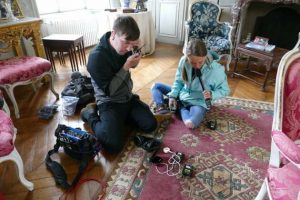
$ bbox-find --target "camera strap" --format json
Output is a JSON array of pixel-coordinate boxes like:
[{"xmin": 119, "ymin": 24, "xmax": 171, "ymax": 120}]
[
  {"xmin": 45, "ymin": 125, "xmax": 101, "ymax": 190},
  {"xmin": 45, "ymin": 138, "xmax": 94, "ymax": 190},
  {"xmin": 195, "ymin": 69, "xmax": 212, "ymax": 109}
]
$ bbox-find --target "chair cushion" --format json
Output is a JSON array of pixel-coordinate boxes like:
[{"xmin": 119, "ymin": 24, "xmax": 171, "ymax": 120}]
[
  {"xmin": 0, "ymin": 56, "xmax": 52, "ymax": 84},
  {"xmin": 268, "ymin": 163, "xmax": 300, "ymax": 200},
  {"xmin": 0, "ymin": 110, "xmax": 14, "ymax": 156}
]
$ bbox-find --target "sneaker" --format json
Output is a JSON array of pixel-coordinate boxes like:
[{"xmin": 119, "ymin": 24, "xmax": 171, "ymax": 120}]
[
  {"xmin": 80, "ymin": 103, "xmax": 98, "ymax": 122},
  {"xmin": 154, "ymin": 104, "xmax": 170, "ymax": 115}
]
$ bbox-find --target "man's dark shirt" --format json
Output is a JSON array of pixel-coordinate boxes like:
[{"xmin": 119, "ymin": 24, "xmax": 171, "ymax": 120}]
[{"xmin": 87, "ymin": 32, "xmax": 134, "ymax": 105}]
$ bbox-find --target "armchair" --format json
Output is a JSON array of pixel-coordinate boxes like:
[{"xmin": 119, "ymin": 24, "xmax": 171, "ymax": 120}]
[
  {"xmin": 0, "ymin": 26, "xmax": 59, "ymax": 118},
  {"xmin": 184, "ymin": 0, "xmax": 233, "ymax": 70},
  {"xmin": 255, "ymin": 33, "xmax": 300, "ymax": 200},
  {"xmin": 0, "ymin": 91, "xmax": 34, "ymax": 191}
]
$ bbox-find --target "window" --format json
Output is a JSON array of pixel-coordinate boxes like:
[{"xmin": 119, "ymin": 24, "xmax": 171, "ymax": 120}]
[{"xmin": 36, "ymin": 0, "xmax": 111, "ymax": 14}]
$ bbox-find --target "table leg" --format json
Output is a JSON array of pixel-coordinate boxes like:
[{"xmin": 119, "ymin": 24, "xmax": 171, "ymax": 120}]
[
  {"xmin": 261, "ymin": 62, "xmax": 272, "ymax": 91},
  {"xmin": 45, "ymin": 48, "xmax": 56, "ymax": 72},
  {"xmin": 246, "ymin": 56, "xmax": 251, "ymax": 70},
  {"xmin": 77, "ymin": 45, "xmax": 83, "ymax": 66},
  {"xmin": 71, "ymin": 45, "xmax": 79, "ymax": 71},
  {"xmin": 232, "ymin": 51, "xmax": 239, "ymax": 78},
  {"xmin": 68, "ymin": 50, "xmax": 75, "ymax": 72},
  {"xmin": 81, "ymin": 41, "xmax": 86, "ymax": 65}
]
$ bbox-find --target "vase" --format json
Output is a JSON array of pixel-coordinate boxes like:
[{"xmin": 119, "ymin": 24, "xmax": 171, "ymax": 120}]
[{"xmin": 121, "ymin": 0, "xmax": 130, "ymax": 8}]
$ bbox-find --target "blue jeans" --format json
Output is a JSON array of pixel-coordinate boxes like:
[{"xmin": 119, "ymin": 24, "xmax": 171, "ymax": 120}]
[
  {"xmin": 180, "ymin": 105, "xmax": 207, "ymax": 128},
  {"xmin": 151, "ymin": 82, "xmax": 207, "ymax": 127},
  {"xmin": 151, "ymin": 82, "xmax": 171, "ymax": 106}
]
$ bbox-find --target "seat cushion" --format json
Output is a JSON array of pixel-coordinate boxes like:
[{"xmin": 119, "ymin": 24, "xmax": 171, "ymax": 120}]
[
  {"xmin": 268, "ymin": 163, "xmax": 300, "ymax": 200},
  {"xmin": 0, "ymin": 56, "xmax": 52, "ymax": 84},
  {"xmin": 0, "ymin": 110, "xmax": 14, "ymax": 156}
]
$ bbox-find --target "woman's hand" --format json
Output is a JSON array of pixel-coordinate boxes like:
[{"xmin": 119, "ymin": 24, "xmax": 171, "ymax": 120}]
[
  {"xmin": 123, "ymin": 53, "xmax": 142, "ymax": 71},
  {"xmin": 203, "ymin": 90, "xmax": 212, "ymax": 99}
]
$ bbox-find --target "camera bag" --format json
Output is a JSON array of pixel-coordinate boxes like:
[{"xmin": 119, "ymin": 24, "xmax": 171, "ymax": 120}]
[
  {"xmin": 61, "ymin": 72, "xmax": 95, "ymax": 108},
  {"xmin": 45, "ymin": 124, "xmax": 101, "ymax": 189}
]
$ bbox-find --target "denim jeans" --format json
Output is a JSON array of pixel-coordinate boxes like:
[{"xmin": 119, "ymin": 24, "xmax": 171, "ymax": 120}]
[
  {"xmin": 151, "ymin": 82, "xmax": 207, "ymax": 127},
  {"xmin": 151, "ymin": 82, "xmax": 171, "ymax": 106},
  {"xmin": 180, "ymin": 105, "xmax": 207, "ymax": 128}
]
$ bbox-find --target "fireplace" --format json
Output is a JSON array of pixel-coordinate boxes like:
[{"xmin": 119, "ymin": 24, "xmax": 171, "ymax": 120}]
[{"xmin": 231, "ymin": 0, "xmax": 300, "ymax": 53}]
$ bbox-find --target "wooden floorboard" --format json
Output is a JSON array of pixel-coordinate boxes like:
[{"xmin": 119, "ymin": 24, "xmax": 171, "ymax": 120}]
[{"xmin": 0, "ymin": 42, "xmax": 275, "ymax": 199}]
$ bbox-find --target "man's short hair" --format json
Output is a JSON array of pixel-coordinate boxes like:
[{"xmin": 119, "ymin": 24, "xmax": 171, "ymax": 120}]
[{"xmin": 113, "ymin": 16, "xmax": 140, "ymax": 41}]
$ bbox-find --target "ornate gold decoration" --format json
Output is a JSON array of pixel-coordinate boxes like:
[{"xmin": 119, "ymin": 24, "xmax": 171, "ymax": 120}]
[{"xmin": 0, "ymin": 18, "xmax": 45, "ymax": 57}]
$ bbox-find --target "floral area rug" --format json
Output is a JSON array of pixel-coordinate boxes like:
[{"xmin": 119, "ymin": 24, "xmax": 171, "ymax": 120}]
[{"xmin": 102, "ymin": 97, "xmax": 274, "ymax": 200}]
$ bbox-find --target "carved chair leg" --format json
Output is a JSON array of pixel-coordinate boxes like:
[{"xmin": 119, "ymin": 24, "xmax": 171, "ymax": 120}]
[
  {"xmin": 10, "ymin": 148, "xmax": 34, "ymax": 191},
  {"xmin": 47, "ymin": 72, "xmax": 59, "ymax": 100},
  {"xmin": 3, "ymin": 86, "xmax": 20, "ymax": 118},
  {"xmin": 226, "ymin": 54, "xmax": 232, "ymax": 71},
  {"xmin": 254, "ymin": 179, "xmax": 267, "ymax": 200}
]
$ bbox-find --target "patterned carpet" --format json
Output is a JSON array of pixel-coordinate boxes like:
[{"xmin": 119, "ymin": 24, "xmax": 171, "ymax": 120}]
[{"xmin": 102, "ymin": 97, "xmax": 273, "ymax": 200}]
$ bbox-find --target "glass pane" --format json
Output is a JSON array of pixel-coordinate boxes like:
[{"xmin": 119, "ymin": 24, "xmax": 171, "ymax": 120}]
[
  {"xmin": 58, "ymin": 0, "xmax": 85, "ymax": 11},
  {"xmin": 36, "ymin": 0, "xmax": 59, "ymax": 14},
  {"xmin": 86, "ymin": 0, "xmax": 110, "ymax": 10}
]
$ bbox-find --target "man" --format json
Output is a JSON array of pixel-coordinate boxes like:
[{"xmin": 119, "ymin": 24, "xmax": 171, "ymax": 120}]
[{"xmin": 81, "ymin": 16, "xmax": 157, "ymax": 154}]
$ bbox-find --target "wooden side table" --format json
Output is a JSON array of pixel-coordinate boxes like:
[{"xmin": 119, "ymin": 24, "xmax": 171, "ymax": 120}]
[
  {"xmin": 42, "ymin": 34, "xmax": 86, "ymax": 72},
  {"xmin": 232, "ymin": 44, "xmax": 288, "ymax": 91}
]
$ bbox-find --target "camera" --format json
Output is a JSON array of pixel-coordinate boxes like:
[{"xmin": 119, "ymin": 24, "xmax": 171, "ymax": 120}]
[
  {"xmin": 171, "ymin": 152, "xmax": 185, "ymax": 163},
  {"xmin": 205, "ymin": 98, "xmax": 212, "ymax": 109},
  {"xmin": 169, "ymin": 105, "xmax": 177, "ymax": 113},
  {"xmin": 206, "ymin": 120, "xmax": 217, "ymax": 130},
  {"xmin": 182, "ymin": 164, "xmax": 194, "ymax": 177},
  {"xmin": 132, "ymin": 45, "xmax": 144, "ymax": 55}
]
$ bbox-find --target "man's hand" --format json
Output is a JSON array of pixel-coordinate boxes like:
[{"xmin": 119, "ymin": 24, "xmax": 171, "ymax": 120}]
[{"xmin": 123, "ymin": 53, "xmax": 142, "ymax": 71}]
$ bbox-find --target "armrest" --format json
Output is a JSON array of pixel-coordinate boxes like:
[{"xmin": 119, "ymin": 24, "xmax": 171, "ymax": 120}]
[{"xmin": 272, "ymin": 130, "xmax": 300, "ymax": 165}]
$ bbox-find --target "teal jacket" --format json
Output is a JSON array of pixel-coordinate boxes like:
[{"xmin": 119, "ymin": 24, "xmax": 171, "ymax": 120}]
[{"xmin": 168, "ymin": 52, "xmax": 230, "ymax": 109}]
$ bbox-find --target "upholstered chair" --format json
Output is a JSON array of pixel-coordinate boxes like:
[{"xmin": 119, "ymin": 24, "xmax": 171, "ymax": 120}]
[
  {"xmin": 0, "ymin": 56, "xmax": 59, "ymax": 118},
  {"xmin": 255, "ymin": 33, "xmax": 300, "ymax": 200},
  {"xmin": 184, "ymin": 0, "xmax": 233, "ymax": 70},
  {"xmin": 0, "ymin": 91, "xmax": 34, "ymax": 191}
]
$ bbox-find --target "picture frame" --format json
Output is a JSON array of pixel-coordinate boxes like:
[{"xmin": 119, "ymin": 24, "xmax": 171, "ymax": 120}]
[
  {"xmin": 11, "ymin": 0, "xmax": 23, "ymax": 18},
  {"xmin": 0, "ymin": 0, "xmax": 23, "ymax": 20},
  {"xmin": 253, "ymin": 36, "xmax": 269, "ymax": 46}
]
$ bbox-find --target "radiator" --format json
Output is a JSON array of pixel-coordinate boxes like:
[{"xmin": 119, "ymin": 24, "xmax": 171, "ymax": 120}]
[{"xmin": 41, "ymin": 11, "xmax": 109, "ymax": 47}]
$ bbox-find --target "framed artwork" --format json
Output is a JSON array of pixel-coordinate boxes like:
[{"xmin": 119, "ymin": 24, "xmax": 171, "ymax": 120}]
[
  {"xmin": 253, "ymin": 36, "xmax": 269, "ymax": 46},
  {"xmin": 0, "ymin": 0, "xmax": 23, "ymax": 20},
  {"xmin": 11, "ymin": 0, "xmax": 23, "ymax": 18}
]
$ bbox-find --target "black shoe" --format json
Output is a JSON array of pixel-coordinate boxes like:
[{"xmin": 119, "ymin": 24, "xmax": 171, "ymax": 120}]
[
  {"xmin": 80, "ymin": 103, "xmax": 98, "ymax": 122},
  {"xmin": 134, "ymin": 135, "xmax": 161, "ymax": 152}
]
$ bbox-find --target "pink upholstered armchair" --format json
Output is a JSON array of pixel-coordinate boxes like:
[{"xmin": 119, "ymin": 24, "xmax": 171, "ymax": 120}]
[
  {"xmin": 0, "ymin": 26, "xmax": 59, "ymax": 118},
  {"xmin": 255, "ymin": 33, "xmax": 300, "ymax": 200},
  {"xmin": 0, "ymin": 91, "xmax": 34, "ymax": 191},
  {"xmin": 0, "ymin": 56, "xmax": 59, "ymax": 118}
]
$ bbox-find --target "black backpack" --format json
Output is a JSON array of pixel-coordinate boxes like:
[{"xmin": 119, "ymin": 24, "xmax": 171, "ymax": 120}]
[
  {"xmin": 61, "ymin": 72, "xmax": 95, "ymax": 107},
  {"xmin": 45, "ymin": 124, "xmax": 101, "ymax": 189}
]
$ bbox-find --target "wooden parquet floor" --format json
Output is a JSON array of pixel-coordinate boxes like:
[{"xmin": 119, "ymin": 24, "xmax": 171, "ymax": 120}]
[{"xmin": 0, "ymin": 42, "xmax": 275, "ymax": 200}]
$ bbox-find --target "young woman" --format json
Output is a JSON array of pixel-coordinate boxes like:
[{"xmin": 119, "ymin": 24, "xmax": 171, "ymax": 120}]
[{"xmin": 151, "ymin": 38, "xmax": 230, "ymax": 129}]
